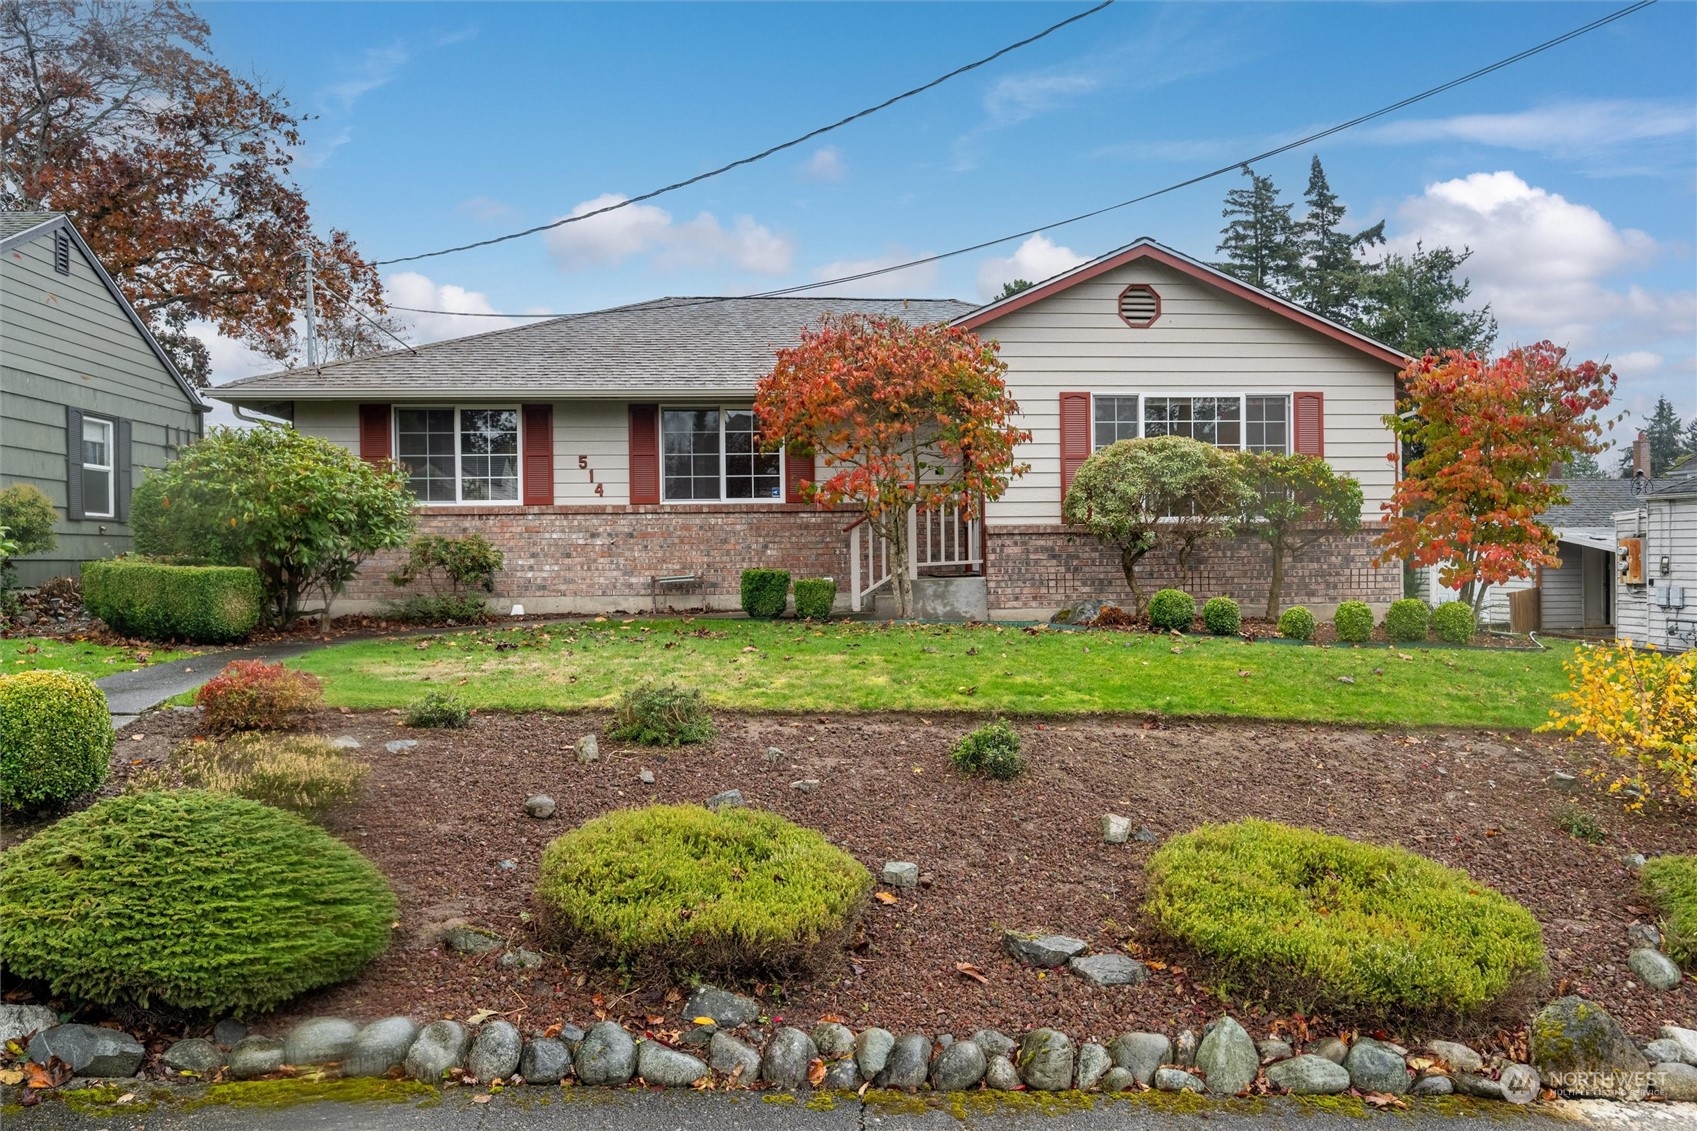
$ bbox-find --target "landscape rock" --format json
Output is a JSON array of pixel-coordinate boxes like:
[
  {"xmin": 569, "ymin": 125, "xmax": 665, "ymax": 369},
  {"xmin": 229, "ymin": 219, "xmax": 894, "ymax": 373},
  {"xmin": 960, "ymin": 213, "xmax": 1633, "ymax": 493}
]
[
  {"xmin": 0, "ymin": 1004, "xmax": 60, "ymax": 1047},
  {"xmin": 1629, "ymin": 947, "xmax": 1684, "ymax": 991},
  {"xmin": 684, "ymin": 986, "xmax": 761, "ymax": 1028},
  {"xmin": 1076, "ymin": 1042, "xmax": 1111, "ymax": 1090},
  {"xmin": 1310, "ymin": 1036, "xmax": 1347, "ymax": 1065},
  {"xmin": 385, "ymin": 739, "xmax": 418, "ymax": 753},
  {"xmin": 519, "ymin": 1038, "xmax": 571, "ymax": 1084},
  {"xmin": 985, "ymin": 1055, "xmax": 1020, "ymax": 1090},
  {"xmin": 679, "ymin": 1025, "xmax": 715, "ymax": 1049},
  {"xmin": 1661, "ymin": 1025, "xmax": 1697, "ymax": 1065},
  {"xmin": 1068, "ymin": 953, "xmax": 1149, "ymax": 987},
  {"xmin": 639, "ymin": 769, "xmax": 656, "ymax": 784},
  {"xmin": 162, "ymin": 1038, "xmax": 224, "ymax": 1075},
  {"xmin": 557, "ymin": 1024, "xmax": 586, "ymax": 1045},
  {"xmin": 1547, "ymin": 771, "xmax": 1580, "ymax": 791},
  {"xmin": 524, "ymin": 795, "xmax": 556, "ymax": 818},
  {"xmin": 1530, "ymin": 996, "xmax": 1649, "ymax": 1100},
  {"xmin": 813, "ymin": 1022, "xmax": 855, "ymax": 1060},
  {"xmin": 880, "ymin": 1032, "xmax": 931, "ymax": 1090},
  {"xmin": 1133, "ymin": 825, "xmax": 1158, "ymax": 843},
  {"xmin": 499, "ymin": 948, "xmax": 544, "ymax": 970},
  {"xmin": 1654, "ymin": 1062, "xmax": 1697, "ymax": 1101},
  {"xmin": 212, "ymin": 1019, "xmax": 248, "ymax": 1048},
  {"xmin": 576, "ymin": 734, "xmax": 598, "ymax": 764},
  {"xmin": 443, "ymin": 925, "xmax": 503, "ymax": 954},
  {"xmin": 330, "ymin": 736, "xmax": 361, "ymax": 749},
  {"xmin": 708, "ymin": 1032, "xmax": 761, "ymax": 1082},
  {"xmin": 706, "ymin": 789, "xmax": 744, "ymax": 812},
  {"xmin": 1174, "ymin": 1029, "xmax": 1198, "ymax": 1066},
  {"xmin": 1053, "ymin": 601, "xmax": 1104, "ymax": 625},
  {"xmin": 1256, "ymin": 1038, "xmax": 1293, "ymax": 1063},
  {"xmin": 1102, "ymin": 814, "xmax": 1132, "ymax": 844},
  {"xmin": 1629, "ymin": 923, "xmax": 1663, "ymax": 949},
  {"xmin": 1453, "ymin": 1073, "xmax": 1505, "ymax": 1101},
  {"xmin": 1624, "ymin": 852, "xmax": 1647, "ymax": 870},
  {"xmin": 1411, "ymin": 1074, "xmax": 1455, "ymax": 1096},
  {"xmin": 930, "ymin": 1038, "xmax": 986, "ymax": 1091},
  {"xmin": 1002, "ymin": 930, "xmax": 1088, "ymax": 967},
  {"xmin": 1266, "ymin": 1054, "xmax": 1351, "ymax": 1095},
  {"xmin": 970, "ymin": 1029, "xmax": 1016, "ymax": 1059},
  {"xmin": 1427, "ymin": 1040, "xmax": 1483, "ymax": 1075},
  {"xmin": 405, "ymin": 1021, "xmax": 471, "ymax": 1082},
  {"xmin": 1108, "ymin": 1032, "xmax": 1170, "ymax": 1086},
  {"xmin": 1344, "ymin": 1037, "xmax": 1409, "ymax": 1095},
  {"xmin": 1018, "ymin": 1028, "xmax": 1075, "ymax": 1091},
  {"xmin": 283, "ymin": 1017, "xmax": 358, "ymax": 1066},
  {"xmin": 761, "ymin": 1026, "xmax": 818, "ymax": 1089},
  {"xmin": 855, "ymin": 1027, "xmax": 895, "ymax": 1081},
  {"xmin": 822, "ymin": 1058, "xmax": 861, "ymax": 1089},
  {"xmin": 1154, "ymin": 1067, "xmax": 1206, "ymax": 1093},
  {"xmin": 1195, "ymin": 1017, "xmax": 1258, "ymax": 1097},
  {"xmin": 575, "ymin": 1021, "xmax": 637, "ymax": 1086},
  {"xmin": 1646, "ymin": 1039, "xmax": 1687, "ymax": 1065},
  {"xmin": 467, "ymin": 1020, "xmax": 522, "ymax": 1081},
  {"xmin": 345, "ymin": 1017, "xmax": 419, "ymax": 1078},
  {"xmin": 881, "ymin": 861, "xmax": 919, "ymax": 888},
  {"xmin": 791, "ymin": 779, "xmax": 820, "ymax": 793},
  {"xmin": 1100, "ymin": 1067, "xmax": 1136, "ymax": 1092},
  {"xmin": 228, "ymin": 1035, "xmax": 285, "ymax": 1080},
  {"xmin": 638, "ymin": 1042, "xmax": 708, "ymax": 1087},
  {"xmin": 763, "ymin": 746, "xmax": 785, "ymax": 763},
  {"xmin": 32, "ymin": 1026, "xmax": 145, "ymax": 1078}
]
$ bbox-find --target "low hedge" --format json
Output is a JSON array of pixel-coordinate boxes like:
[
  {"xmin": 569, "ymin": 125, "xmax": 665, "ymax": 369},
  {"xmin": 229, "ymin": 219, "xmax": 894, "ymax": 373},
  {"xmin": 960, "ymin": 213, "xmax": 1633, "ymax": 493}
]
[
  {"xmin": 0, "ymin": 790, "xmax": 396, "ymax": 1013},
  {"xmin": 538, "ymin": 804, "xmax": 870, "ymax": 976},
  {"xmin": 82, "ymin": 558, "xmax": 262, "ymax": 643},
  {"xmin": 740, "ymin": 569, "xmax": 790, "ymax": 619},
  {"xmin": 0, "ymin": 670, "xmax": 112, "ymax": 810},
  {"xmin": 794, "ymin": 577, "xmax": 837, "ymax": 619},
  {"xmin": 1641, "ymin": 854, "xmax": 1697, "ymax": 969},
  {"xmin": 1201, "ymin": 596, "xmax": 1241, "ymax": 636},
  {"xmin": 1432, "ymin": 600, "xmax": 1476, "ymax": 645},
  {"xmin": 1145, "ymin": 819, "xmax": 1546, "ymax": 1019},
  {"xmin": 1278, "ymin": 605, "xmax": 1317, "ymax": 642},
  {"xmin": 1384, "ymin": 598, "xmax": 1431, "ymax": 643},
  {"xmin": 1148, "ymin": 589, "xmax": 1195, "ymax": 632},
  {"xmin": 1333, "ymin": 600, "xmax": 1374, "ymax": 643}
]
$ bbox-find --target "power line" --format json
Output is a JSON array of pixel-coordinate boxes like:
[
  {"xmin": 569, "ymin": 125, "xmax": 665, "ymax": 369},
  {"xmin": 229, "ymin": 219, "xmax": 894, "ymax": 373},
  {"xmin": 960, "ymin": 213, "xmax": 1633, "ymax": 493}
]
[
  {"xmin": 376, "ymin": 0, "xmax": 1657, "ymax": 323},
  {"xmin": 373, "ymin": 1, "xmax": 1116, "ymax": 266}
]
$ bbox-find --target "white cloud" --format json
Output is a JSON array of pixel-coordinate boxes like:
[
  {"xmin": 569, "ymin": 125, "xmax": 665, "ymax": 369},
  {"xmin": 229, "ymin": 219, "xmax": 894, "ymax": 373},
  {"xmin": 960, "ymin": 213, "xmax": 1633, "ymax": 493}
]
[
  {"xmin": 322, "ymin": 42, "xmax": 412, "ymax": 112},
  {"xmin": 802, "ymin": 145, "xmax": 846, "ymax": 182},
  {"xmin": 1363, "ymin": 99, "xmax": 1696, "ymax": 160},
  {"xmin": 543, "ymin": 193, "xmax": 792, "ymax": 275},
  {"xmin": 1609, "ymin": 350, "xmax": 1664, "ymax": 378},
  {"xmin": 809, "ymin": 246, "xmax": 942, "ymax": 298},
  {"xmin": 975, "ymin": 234, "xmax": 1088, "ymax": 301},
  {"xmin": 384, "ymin": 272, "xmax": 527, "ymax": 345}
]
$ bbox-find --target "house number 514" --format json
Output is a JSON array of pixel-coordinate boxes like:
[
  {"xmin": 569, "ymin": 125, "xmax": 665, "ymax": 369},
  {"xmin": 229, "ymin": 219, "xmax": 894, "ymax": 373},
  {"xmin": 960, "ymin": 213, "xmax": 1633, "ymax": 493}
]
[{"xmin": 578, "ymin": 455, "xmax": 603, "ymax": 496}]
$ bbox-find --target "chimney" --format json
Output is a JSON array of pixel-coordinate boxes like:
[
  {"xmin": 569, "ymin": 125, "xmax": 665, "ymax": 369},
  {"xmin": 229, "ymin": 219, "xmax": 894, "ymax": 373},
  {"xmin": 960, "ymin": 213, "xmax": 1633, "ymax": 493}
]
[{"xmin": 1633, "ymin": 431, "xmax": 1652, "ymax": 479}]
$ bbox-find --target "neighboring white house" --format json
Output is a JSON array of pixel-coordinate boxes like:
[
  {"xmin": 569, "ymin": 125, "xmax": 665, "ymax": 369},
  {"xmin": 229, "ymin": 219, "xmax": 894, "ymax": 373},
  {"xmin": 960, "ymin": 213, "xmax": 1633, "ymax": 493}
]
[{"xmin": 1614, "ymin": 463, "xmax": 1697, "ymax": 653}]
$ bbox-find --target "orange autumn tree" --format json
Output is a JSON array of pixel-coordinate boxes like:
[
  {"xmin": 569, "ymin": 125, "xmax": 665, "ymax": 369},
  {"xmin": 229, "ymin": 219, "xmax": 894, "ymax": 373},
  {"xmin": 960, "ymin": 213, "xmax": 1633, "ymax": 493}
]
[
  {"xmin": 1375, "ymin": 341, "xmax": 1616, "ymax": 617},
  {"xmin": 756, "ymin": 314, "xmax": 1030, "ymax": 618}
]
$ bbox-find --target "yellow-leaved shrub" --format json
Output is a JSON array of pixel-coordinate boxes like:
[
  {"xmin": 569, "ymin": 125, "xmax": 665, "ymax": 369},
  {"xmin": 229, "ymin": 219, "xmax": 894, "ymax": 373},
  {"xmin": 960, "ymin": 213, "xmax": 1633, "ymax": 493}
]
[{"xmin": 1543, "ymin": 641, "xmax": 1697, "ymax": 808}]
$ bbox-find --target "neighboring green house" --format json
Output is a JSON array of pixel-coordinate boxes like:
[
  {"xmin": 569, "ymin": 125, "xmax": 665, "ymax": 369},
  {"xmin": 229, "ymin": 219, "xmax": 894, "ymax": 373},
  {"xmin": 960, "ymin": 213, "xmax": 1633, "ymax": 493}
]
[{"xmin": 0, "ymin": 212, "xmax": 207, "ymax": 585}]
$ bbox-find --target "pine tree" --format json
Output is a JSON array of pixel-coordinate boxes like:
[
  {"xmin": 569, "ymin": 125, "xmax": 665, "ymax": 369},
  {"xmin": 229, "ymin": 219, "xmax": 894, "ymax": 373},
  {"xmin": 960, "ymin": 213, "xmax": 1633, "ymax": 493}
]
[
  {"xmin": 1562, "ymin": 450, "xmax": 1605, "ymax": 480},
  {"xmin": 1616, "ymin": 396, "xmax": 1686, "ymax": 477},
  {"xmin": 1216, "ymin": 165, "xmax": 1302, "ymax": 295},
  {"xmin": 1294, "ymin": 157, "xmax": 1384, "ymax": 322},
  {"xmin": 1354, "ymin": 243, "xmax": 1497, "ymax": 357}
]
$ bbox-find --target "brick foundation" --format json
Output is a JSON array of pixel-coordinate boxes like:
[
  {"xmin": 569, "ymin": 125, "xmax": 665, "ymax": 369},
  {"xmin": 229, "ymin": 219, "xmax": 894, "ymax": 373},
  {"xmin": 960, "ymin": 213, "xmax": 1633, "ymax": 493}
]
[{"xmin": 984, "ymin": 525, "xmax": 1401, "ymax": 620}]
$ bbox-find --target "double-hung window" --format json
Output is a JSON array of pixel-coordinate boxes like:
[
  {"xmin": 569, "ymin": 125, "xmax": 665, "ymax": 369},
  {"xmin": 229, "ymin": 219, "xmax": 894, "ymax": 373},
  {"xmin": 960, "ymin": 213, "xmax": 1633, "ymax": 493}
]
[
  {"xmin": 1089, "ymin": 394, "xmax": 1289, "ymax": 454},
  {"xmin": 396, "ymin": 408, "xmax": 519, "ymax": 503},
  {"xmin": 79, "ymin": 417, "xmax": 115, "ymax": 518},
  {"xmin": 661, "ymin": 407, "xmax": 782, "ymax": 502}
]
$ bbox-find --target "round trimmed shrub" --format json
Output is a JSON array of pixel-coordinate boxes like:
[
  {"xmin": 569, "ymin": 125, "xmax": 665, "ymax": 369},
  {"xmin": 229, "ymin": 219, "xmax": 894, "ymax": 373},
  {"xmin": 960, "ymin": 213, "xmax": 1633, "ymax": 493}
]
[
  {"xmin": 0, "ymin": 670, "xmax": 113, "ymax": 810},
  {"xmin": 1145, "ymin": 819, "xmax": 1546, "ymax": 1018},
  {"xmin": 1333, "ymin": 600, "xmax": 1374, "ymax": 643},
  {"xmin": 1201, "ymin": 596, "xmax": 1241, "ymax": 636},
  {"xmin": 1277, "ymin": 605, "xmax": 1317, "ymax": 642},
  {"xmin": 1432, "ymin": 600, "xmax": 1476, "ymax": 645},
  {"xmin": 793, "ymin": 577, "xmax": 837, "ymax": 619},
  {"xmin": 538, "ymin": 804, "xmax": 871, "ymax": 976},
  {"xmin": 0, "ymin": 790, "xmax": 396, "ymax": 1013},
  {"xmin": 1384, "ymin": 597, "xmax": 1431, "ymax": 643},
  {"xmin": 950, "ymin": 719, "xmax": 1024, "ymax": 780},
  {"xmin": 740, "ymin": 568, "xmax": 791, "ymax": 618},
  {"xmin": 1148, "ymin": 588, "xmax": 1196, "ymax": 632}
]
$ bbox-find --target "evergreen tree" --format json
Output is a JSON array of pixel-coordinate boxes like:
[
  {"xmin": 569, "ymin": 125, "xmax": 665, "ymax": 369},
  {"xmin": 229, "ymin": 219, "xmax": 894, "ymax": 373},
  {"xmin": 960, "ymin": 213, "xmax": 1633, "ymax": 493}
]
[
  {"xmin": 1683, "ymin": 417, "xmax": 1697, "ymax": 462},
  {"xmin": 1354, "ymin": 243, "xmax": 1497, "ymax": 357},
  {"xmin": 997, "ymin": 279, "xmax": 1034, "ymax": 300},
  {"xmin": 1562, "ymin": 450, "xmax": 1605, "ymax": 479},
  {"xmin": 1216, "ymin": 165, "xmax": 1302, "ymax": 295},
  {"xmin": 1294, "ymin": 157, "xmax": 1385, "ymax": 322},
  {"xmin": 1616, "ymin": 396, "xmax": 1687, "ymax": 477}
]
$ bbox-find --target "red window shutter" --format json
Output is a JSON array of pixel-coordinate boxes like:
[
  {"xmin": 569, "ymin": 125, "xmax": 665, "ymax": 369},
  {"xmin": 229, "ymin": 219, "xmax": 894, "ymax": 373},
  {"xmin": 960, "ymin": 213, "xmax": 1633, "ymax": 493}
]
[
  {"xmin": 1059, "ymin": 391, "xmax": 1091, "ymax": 507},
  {"xmin": 628, "ymin": 403, "xmax": 660, "ymax": 505},
  {"xmin": 358, "ymin": 404, "xmax": 391, "ymax": 464},
  {"xmin": 522, "ymin": 403, "xmax": 554, "ymax": 505},
  {"xmin": 784, "ymin": 447, "xmax": 815, "ymax": 504},
  {"xmin": 1293, "ymin": 391, "xmax": 1324, "ymax": 457}
]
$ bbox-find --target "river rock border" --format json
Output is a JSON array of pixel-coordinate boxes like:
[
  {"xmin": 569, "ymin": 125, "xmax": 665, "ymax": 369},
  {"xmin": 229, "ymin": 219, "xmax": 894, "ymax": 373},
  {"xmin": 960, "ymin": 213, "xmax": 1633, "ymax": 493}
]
[{"xmin": 10, "ymin": 990, "xmax": 1695, "ymax": 1107}]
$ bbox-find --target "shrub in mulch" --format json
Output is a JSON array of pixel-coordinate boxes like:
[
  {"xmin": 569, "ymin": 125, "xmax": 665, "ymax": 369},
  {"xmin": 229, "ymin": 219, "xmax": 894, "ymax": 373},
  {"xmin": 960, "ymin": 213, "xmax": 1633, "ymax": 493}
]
[
  {"xmin": 0, "ymin": 669, "xmax": 112, "ymax": 810},
  {"xmin": 537, "ymin": 803, "xmax": 870, "ymax": 976},
  {"xmin": 1641, "ymin": 854, "xmax": 1697, "ymax": 969},
  {"xmin": 740, "ymin": 568, "xmax": 791, "ymax": 619},
  {"xmin": 405, "ymin": 690, "xmax": 472, "ymax": 729},
  {"xmin": 1277, "ymin": 605, "xmax": 1317, "ymax": 642},
  {"xmin": 1332, "ymin": 600, "xmax": 1374, "ymax": 643},
  {"xmin": 1433, "ymin": 600, "xmax": 1477, "ymax": 645},
  {"xmin": 1384, "ymin": 597, "xmax": 1432, "ymax": 643},
  {"xmin": 1145, "ymin": 818, "xmax": 1547, "ymax": 1021},
  {"xmin": 0, "ymin": 790, "xmax": 396, "ymax": 1014},
  {"xmin": 1201, "ymin": 596, "xmax": 1241, "ymax": 636},
  {"xmin": 196, "ymin": 660, "xmax": 323, "ymax": 734},
  {"xmin": 608, "ymin": 682, "xmax": 714, "ymax": 746},
  {"xmin": 134, "ymin": 733, "xmax": 368, "ymax": 819},
  {"xmin": 1147, "ymin": 589, "xmax": 1196, "ymax": 632},
  {"xmin": 950, "ymin": 719, "xmax": 1025, "ymax": 780}
]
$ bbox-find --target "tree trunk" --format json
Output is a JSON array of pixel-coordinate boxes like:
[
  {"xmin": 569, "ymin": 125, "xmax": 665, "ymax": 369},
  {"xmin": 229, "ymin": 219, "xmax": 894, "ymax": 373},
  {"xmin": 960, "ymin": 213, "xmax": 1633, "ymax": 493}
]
[
  {"xmin": 890, "ymin": 508, "xmax": 913, "ymax": 619},
  {"xmin": 1265, "ymin": 536, "xmax": 1286, "ymax": 621},
  {"xmin": 1119, "ymin": 545, "xmax": 1150, "ymax": 615}
]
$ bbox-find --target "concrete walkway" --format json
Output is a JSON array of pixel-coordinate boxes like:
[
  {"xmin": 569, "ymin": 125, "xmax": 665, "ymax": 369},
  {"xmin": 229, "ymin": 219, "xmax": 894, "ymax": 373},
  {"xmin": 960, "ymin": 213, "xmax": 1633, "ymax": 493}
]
[{"xmin": 94, "ymin": 641, "xmax": 320, "ymax": 728}]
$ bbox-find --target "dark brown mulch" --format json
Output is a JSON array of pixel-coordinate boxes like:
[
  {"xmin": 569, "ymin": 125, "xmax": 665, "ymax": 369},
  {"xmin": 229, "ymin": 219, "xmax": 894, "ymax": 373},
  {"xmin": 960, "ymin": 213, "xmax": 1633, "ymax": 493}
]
[{"xmin": 9, "ymin": 709, "xmax": 1695, "ymax": 1053}]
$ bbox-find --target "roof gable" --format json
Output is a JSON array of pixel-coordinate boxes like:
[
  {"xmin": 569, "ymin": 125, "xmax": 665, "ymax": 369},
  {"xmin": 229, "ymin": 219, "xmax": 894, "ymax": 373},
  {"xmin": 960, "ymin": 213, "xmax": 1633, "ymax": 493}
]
[{"xmin": 955, "ymin": 237, "xmax": 1409, "ymax": 370}]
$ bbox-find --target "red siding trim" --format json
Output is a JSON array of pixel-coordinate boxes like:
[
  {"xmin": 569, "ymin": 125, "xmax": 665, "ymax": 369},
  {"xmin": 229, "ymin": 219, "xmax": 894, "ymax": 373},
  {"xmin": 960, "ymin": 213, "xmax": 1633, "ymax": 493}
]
[
  {"xmin": 784, "ymin": 448, "xmax": 815, "ymax": 504},
  {"xmin": 957, "ymin": 242, "xmax": 1408, "ymax": 369},
  {"xmin": 1059, "ymin": 391, "xmax": 1091, "ymax": 508},
  {"xmin": 358, "ymin": 404, "xmax": 391, "ymax": 464},
  {"xmin": 628, "ymin": 403, "xmax": 660, "ymax": 505},
  {"xmin": 522, "ymin": 403, "xmax": 554, "ymax": 506},
  {"xmin": 1293, "ymin": 391, "xmax": 1324, "ymax": 457}
]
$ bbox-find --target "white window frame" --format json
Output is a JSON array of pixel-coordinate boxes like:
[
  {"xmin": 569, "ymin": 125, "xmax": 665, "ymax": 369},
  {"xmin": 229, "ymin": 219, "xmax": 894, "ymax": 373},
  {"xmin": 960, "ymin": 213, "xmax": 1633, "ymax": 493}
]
[
  {"xmin": 659, "ymin": 405, "xmax": 786, "ymax": 505},
  {"xmin": 80, "ymin": 415, "xmax": 115, "ymax": 518},
  {"xmin": 393, "ymin": 406, "xmax": 522, "ymax": 506},
  {"xmin": 1088, "ymin": 391, "xmax": 1291, "ymax": 455}
]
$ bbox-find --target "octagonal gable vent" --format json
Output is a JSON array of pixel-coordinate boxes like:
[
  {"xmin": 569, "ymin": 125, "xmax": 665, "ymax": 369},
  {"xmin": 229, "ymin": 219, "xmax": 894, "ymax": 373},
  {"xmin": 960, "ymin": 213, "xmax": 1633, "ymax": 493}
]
[{"xmin": 1118, "ymin": 284, "xmax": 1160, "ymax": 328}]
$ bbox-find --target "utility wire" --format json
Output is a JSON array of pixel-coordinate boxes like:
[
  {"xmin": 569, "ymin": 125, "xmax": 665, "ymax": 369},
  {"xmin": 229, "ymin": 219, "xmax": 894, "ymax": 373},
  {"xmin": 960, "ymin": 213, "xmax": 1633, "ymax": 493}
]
[
  {"xmin": 373, "ymin": 1, "xmax": 1116, "ymax": 266},
  {"xmin": 375, "ymin": 0, "xmax": 1656, "ymax": 322}
]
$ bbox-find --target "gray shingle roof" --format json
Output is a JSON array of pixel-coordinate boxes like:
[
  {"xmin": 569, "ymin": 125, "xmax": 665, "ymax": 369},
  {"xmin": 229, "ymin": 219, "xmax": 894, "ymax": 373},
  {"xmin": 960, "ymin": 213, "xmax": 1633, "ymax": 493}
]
[
  {"xmin": 0, "ymin": 210, "xmax": 61, "ymax": 242},
  {"xmin": 213, "ymin": 296, "xmax": 978, "ymax": 402},
  {"xmin": 1546, "ymin": 477, "xmax": 1643, "ymax": 530}
]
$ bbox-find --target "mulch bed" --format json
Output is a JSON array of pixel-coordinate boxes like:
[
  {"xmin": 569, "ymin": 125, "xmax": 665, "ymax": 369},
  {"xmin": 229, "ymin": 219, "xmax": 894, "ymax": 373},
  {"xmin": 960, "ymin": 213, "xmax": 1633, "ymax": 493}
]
[{"xmin": 11, "ymin": 708, "xmax": 1696, "ymax": 1055}]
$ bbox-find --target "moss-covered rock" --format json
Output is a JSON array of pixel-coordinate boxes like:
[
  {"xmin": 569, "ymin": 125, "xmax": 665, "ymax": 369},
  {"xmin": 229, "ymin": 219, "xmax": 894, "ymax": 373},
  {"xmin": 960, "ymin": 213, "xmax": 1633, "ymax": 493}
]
[{"xmin": 1528, "ymin": 996, "xmax": 1649, "ymax": 1100}]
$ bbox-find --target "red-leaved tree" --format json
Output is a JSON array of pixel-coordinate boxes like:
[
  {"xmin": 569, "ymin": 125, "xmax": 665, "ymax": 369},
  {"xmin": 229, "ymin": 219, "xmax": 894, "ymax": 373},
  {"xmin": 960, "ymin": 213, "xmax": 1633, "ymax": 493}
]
[
  {"xmin": 1375, "ymin": 341, "xmax": 1616, "ymax": 615},
  {"xmin": 755, "ymin": 314, "xmax": 1030, "ymax": 618}
]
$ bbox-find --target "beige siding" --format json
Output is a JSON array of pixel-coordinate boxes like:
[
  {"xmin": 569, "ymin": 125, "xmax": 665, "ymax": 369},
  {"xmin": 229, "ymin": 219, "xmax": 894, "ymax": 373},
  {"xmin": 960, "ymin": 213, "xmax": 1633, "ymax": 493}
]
[
  {"xmin": 975, "ymin": 259, "xmax": 1399, "ymax": 525},
  {"xmin": 556, "ymin": 401, "xmax": 629, "ymax": 502},
  {"xmin": 292, "ymin": 401, "xmax": 359, "ymax": 453}
]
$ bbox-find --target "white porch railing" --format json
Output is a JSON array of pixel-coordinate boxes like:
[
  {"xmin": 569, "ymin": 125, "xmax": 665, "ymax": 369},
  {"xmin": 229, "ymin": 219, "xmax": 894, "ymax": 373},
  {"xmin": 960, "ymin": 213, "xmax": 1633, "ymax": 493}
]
[{"xmin": 848, "ymin": 503, "xmax": 984, "ymax": 612}]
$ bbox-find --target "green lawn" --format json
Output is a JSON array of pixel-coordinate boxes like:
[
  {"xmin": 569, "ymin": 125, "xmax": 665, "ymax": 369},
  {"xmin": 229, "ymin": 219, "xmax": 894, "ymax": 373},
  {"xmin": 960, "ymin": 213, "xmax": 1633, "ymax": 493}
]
[
  {"xmin": 290, "ymin": 619, "xmax": 1577, "ymax": 729},
  {"xmin": 0, "ymin": 636, "xmax": 193, "ymax": 679}
]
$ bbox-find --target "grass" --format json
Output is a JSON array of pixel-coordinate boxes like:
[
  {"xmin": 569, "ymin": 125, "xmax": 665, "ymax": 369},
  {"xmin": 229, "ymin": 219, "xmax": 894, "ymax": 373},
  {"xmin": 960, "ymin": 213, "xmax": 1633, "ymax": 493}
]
[
  {"xmin": 288, "ymin": 619, "xmax": 1578, "ymax": 729},
  {"xmin": 0, "ymin": 636, "xmax": 191, "ymax": 678}
]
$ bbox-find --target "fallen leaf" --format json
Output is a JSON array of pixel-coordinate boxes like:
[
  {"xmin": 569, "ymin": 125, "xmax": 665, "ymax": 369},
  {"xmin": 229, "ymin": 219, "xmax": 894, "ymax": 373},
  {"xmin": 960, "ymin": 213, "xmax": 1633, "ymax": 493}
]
[
  {"xmin": 0, "ymin": 1069, "xmax": 23, "ymax": 1086},
  {"xmin": 544, "ymin": 1023, "xmax": 563, "ymax": 1039},
  {"xmin": 472, "ymin": 1093, "xmax": 492, "ymax": 1104},
  {"xmin": 818, "ymin": 1013, "xmax": 844, "ymax": 1024},
  {"xmin": 1337, "ymin": 675, "xmax": 1355, "ymax": 684},
  {"xmin": 954, "ymin": 962, "xmax": 988, "ymax": 985},
  {"xmin": 692, "ymin": 1016, "xmax": 717, "ymax": 1026},
  {"xmin": 465, "ymin": 1009, "xmax": 497, "ymax": 1025},
  {"xmin": 808, "ymin": 1058, "xmax": 827, "ymax": 1087},
  {"xmin": 1362, "ymin": 1092, "xmax": 1407, "ymax": 1110},
  {"xmin": 115, "ymin": 1093, "xmax": 135, "ymax": 1105},
  {"xmin": 874, "ymin": 892, "xmax": 899, "ymax": 905}
]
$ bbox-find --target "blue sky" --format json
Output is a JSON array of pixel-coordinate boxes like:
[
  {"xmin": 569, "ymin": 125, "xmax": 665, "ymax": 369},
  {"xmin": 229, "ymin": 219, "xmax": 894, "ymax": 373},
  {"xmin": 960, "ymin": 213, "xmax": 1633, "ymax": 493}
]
[{"xmin": 199, "ymin": 0, "xmax": 1697, "ymax": 440}]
